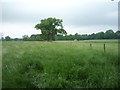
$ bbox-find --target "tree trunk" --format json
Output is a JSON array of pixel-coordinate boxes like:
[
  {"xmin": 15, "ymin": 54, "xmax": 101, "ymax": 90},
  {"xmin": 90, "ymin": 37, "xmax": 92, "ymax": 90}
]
[{"xmin": 47, "ymin": 34, "xmax": 53, "ymax": 42}]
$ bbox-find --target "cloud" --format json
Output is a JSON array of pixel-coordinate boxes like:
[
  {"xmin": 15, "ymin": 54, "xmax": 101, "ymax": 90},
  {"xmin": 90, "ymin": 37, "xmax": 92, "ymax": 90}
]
[
  {"xmin": 1, "ymin": 0, "xmax": 120, "ymax": 3},
  {"xmin": 65, "ymin": 25, "xmax": 118, "ymax": 35},
  {"xmin": 107, "ymin": 11, "xmax": 118, "ymax": 18},
  {"xmin": 2, "ymin": 22, "xmax": 40, "ymax": 38},
  {"xmin": 2, "ymin": 1, "xmax": 118, "ymax": 26},
  {"xmin": 1, "ymin": 0, "xmax": 118, "ymax": 38}
]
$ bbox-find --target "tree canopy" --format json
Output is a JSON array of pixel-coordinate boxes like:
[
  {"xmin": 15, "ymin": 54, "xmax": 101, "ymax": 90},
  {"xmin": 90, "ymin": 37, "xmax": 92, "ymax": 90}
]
[
  {"xmin": 35, "ymin": 17, "xmax": 67, "ymax": 41},
  {"xmin": 5, "ymin": 36, "xmax": 11, "ymax": 41},
  {"xmin": 22, "ymin": 35, "xmax": 29, "ymax": 41},
  {"xmin": 2, "ymin": 30, "xmax": 119, "ymax": 41}
]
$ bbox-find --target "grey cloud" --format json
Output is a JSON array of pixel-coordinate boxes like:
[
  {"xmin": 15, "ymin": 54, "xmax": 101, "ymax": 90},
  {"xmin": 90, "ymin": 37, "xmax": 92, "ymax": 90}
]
[
  {"xmin": 2, "ymin": 2, "xmax": 118, "ymax": 26},
  {"xmin": 61, "ymin": 2, "xmax": 118, "ymax": 26}
]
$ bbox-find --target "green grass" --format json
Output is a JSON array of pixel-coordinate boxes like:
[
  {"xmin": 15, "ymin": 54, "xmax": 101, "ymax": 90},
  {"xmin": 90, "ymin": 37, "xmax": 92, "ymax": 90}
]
[{"xmin": 2, "ymin": 40, "xmax": 119, "ymax": 88}]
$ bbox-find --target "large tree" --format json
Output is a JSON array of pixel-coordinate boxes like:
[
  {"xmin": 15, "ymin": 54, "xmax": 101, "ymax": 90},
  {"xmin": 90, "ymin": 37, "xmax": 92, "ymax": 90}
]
[
  {"xmin": 22, "ymin": 35, "xmax": 29, "ymax": 41},
  {"xmin": 35, "ymin": 17, "xmax": 67, "ymax": 41},
  {"xmin": 104, "ymin": 29, "xmax": 115, "ymax": 39},
  {"xmin": 5, "ymin": 36, "xmax": 11, "ymax": 41}
]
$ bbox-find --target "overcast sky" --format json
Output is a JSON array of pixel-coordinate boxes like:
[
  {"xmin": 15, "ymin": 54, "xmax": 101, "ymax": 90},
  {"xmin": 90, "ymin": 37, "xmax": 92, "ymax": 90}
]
[{"xmin": 0, "ymin": 0, "xmax": 119, "ymax": 38}]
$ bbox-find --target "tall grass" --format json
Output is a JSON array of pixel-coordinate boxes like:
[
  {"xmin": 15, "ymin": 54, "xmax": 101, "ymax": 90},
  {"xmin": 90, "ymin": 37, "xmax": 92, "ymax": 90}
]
[{"xmin": 2, "ymin": 40, "xmax": 119, "ymax": 88}]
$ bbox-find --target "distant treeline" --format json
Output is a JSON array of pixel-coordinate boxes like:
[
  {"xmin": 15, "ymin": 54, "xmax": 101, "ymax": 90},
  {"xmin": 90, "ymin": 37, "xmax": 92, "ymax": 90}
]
[{"xmin": 1, "ymin": 29, "xmax": 120, "ymax": 41}]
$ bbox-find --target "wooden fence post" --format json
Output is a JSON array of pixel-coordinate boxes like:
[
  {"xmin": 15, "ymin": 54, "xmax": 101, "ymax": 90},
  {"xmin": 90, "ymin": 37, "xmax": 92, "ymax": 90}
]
[
  {"xmin": 104, "ymin": 44, "xmax": 106, "ymax": 52},
  {"xmin": 90, "ymin": 43, "xmax": 92, "ymax": 48}
]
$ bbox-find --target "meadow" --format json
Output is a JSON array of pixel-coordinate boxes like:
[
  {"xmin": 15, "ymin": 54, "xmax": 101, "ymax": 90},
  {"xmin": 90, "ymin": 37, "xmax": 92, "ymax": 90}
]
[{"xmin": 2, "ymin": 40, "xmax": 119, "ymax": 88}]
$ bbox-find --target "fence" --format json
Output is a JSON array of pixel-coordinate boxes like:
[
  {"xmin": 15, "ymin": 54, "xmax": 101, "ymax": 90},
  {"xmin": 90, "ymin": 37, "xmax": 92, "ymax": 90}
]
[{"xmin": 90, "ymin": 43, "xmax": 106, "ymax": 52}]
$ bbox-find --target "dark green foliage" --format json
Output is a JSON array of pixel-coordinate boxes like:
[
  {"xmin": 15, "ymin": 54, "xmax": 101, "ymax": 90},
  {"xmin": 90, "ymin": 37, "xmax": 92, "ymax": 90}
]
[
  {"xmin": 29, "ymin": 34, "xmax": 44, "ymax": 41},
  {"xmin": 35, "ymin": 17, "xmax": 67, "ymax": 41},
  {"xmin": 4, "ymin": 30, "xmax": 118, "ymax": 41},
  {"xmin": 116, "ymin": 30, "xmax": 120, "ymax": 39},
  {"xmin": 22, "ymin": 35, "xmax": 29, "ymax": 41},
  {"xmin": 14, "ymin": 38, "xmax": 21, "ymax": 41},
  {"xmin": 56, "ymin": 30, "xmax": 119, "ymax": 40},
  {"xmin": 5, "ymin": 36, "xmax": 11, "ymax": 41},
  {"xmin": 0, "ymin": 37, "xmax": 4, "ymax": 41},
  {"xmin": 104, "ymin": 29, "xmax": 116, "ymax": 39}
]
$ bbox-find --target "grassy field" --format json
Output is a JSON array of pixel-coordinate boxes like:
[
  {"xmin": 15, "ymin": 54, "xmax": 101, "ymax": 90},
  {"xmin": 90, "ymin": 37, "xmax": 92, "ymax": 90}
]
[{"xmin": 2, "ymin": 40, "xmax": 119, "ymax": 88}]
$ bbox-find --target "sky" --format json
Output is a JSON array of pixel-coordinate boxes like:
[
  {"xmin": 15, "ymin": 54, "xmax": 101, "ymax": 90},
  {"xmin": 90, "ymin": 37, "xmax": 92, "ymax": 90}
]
[{"xmin": 0, "ymin": 0, "xmax": 119, "ymax": 38}]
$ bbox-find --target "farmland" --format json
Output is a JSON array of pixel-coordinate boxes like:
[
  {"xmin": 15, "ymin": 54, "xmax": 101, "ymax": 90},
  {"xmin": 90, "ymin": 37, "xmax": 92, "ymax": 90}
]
[{"xmin": 2, "ymin": 40, "xmax": 119, "ymax": 88}]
